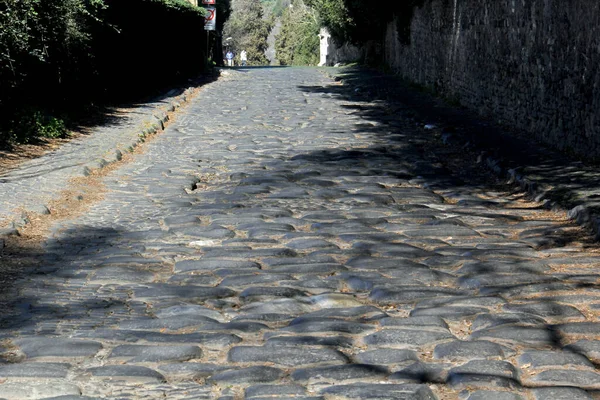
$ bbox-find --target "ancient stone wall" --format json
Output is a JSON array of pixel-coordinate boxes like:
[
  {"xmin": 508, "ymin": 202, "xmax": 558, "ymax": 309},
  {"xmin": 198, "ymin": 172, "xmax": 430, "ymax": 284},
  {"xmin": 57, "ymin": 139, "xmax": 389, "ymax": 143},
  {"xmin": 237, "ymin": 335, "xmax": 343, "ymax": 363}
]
[{"xmin": 384, "ymin": 0, "xmax": 600, "ymax": 160}]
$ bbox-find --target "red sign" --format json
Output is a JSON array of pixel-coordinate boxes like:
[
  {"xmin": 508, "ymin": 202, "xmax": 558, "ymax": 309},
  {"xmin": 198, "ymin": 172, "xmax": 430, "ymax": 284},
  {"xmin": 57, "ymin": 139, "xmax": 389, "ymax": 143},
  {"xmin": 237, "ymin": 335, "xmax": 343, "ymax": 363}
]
[{"xmin": 202, "ymin": 0, "xmax": 215, "ymax": 4}]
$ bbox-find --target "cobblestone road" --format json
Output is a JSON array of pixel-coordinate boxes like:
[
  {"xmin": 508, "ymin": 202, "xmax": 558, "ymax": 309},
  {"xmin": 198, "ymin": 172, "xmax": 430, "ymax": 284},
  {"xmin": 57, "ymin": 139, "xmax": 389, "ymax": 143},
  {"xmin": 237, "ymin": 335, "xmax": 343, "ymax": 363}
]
[{"xmin": 1, "ymin": 68, "xmax": 600, "ymax": 399}]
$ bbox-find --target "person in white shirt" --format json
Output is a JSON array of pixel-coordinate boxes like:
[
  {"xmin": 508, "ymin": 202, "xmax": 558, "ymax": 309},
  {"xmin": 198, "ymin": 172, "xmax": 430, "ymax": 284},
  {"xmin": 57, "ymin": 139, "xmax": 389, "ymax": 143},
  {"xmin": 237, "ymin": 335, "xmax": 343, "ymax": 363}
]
[{"xmin": 240, "ymin": 50, "xmax": 247, "ymax": 67}]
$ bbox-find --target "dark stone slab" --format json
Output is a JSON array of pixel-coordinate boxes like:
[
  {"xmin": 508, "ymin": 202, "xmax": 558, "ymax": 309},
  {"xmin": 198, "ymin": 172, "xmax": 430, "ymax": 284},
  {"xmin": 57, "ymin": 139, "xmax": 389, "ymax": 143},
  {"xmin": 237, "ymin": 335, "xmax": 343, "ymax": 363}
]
[
  {"xmin": 88, "ymin": 365, "xmax": 166, "ymax": 383},
  {"xmin": 390, "ymin": 361, "xmax": 449, "ymax": 383},
  {"xmin": 265, "ymin": 335, "xmax": 354, "ymax": 348},
  {"xmin": 245, "ymin": 384, "xmax": 306, "ymax": 398},
  {"xmin": 239, "ymin": 286, "xmax": 308, "ymax": 302},
  {"xmin": 319, "ymin": 384, "xmax": 437, "ymax": 399},
  {"xmin": 470, "ymin": 326, "xmax": 554, "ymax": 346},
  {"xmin": 175, "ymin": 259, "xmax": 260, "ymax": 273},
  {"xmin": 355, "ymin": 349, "xmax": 419, "ymax": 365},
  {"xmin": 531, "ymin": 387, "xmax": 593, "ymax": 400},
  {"xmin": 466, "ymin": 391, "xmax": 525, "ymax": 400},
  {"xmin": 291, "ymin": 364, "xmax": 388, "ymax": 382},
  {"xmin": 228, "ymin": 346, "xmax": 349, "ymax": 366},
  {"xmin": 14, "ymin": 338, "xmax": 102, "ymax": 359},
  {"xmin": 529, "ymin": 370, "xmax": 600, "ymax": 389},
  {"xmin": 109, "ymin": 345, "xmax": 203, "ymax": 362},
  {"xmin": 504, "ymin": 302, "xmax": 584, "ymax": 320},
  {"xmin": 565, "ymin": 340, "xmax": 600, "ymax": 363},
  {"xmin": 364, "ymin": 329, "xmax": 455, "ymax": 348},
  {"xmin": 0, "ymin": 362, "xmax": 70, "ymax": 378},
  {"xmin": 133, "ymin": 284, "xmax": 236, "ymax": 301},
  {"xmin": 433, "ymin": 340, "xmax": 509, "ymax": 360},
  {"xmin": 283, "ymin": 319, "xmax": 375, "ymax": 334},
  {"xmin": 208, "ymin": 366, "xmax": 283, "ymax": 383},
  {"xmin": 518, "ymin": 350, "xmax": 594, "ymax": 369},
  {"xmin": 370, "ymin": 287, "xmax": 467, "ymax": 304}
]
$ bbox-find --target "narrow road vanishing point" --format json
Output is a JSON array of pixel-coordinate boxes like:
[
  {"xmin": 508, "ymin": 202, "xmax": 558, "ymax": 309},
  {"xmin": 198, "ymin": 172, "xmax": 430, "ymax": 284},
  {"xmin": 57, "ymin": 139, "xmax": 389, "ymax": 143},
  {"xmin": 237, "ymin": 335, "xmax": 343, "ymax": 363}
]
[{"xmin": 1, "ymin": 68, "xmax": 600, "ymax": 400}]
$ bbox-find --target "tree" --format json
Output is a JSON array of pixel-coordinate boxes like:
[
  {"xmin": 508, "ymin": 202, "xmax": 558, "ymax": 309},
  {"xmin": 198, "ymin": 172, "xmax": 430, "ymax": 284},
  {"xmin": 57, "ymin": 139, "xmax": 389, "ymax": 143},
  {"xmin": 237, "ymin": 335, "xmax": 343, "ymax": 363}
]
[
  {"xmin": 276, "ymin": 0, "xmax": 319, "ymax": 66},
  {"xmin": 223, "ymin": 0, "xmax": 272, "ymax": 65}
]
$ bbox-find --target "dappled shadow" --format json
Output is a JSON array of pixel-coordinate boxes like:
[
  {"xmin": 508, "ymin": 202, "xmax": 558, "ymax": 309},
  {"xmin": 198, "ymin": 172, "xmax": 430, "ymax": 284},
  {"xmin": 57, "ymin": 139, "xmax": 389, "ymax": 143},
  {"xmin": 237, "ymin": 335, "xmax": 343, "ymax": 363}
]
[{"xmin": 0, "ymin": 67, "xmax": 599, "ymax": 397}]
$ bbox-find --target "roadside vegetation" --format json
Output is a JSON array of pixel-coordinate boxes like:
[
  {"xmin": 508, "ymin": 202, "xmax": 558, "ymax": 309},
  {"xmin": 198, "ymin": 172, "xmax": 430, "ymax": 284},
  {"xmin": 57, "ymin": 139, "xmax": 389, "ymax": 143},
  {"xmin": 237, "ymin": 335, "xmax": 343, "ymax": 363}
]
[{"xmin": 0, "ymin": 0, "xmax": 215, "ymax": 147}]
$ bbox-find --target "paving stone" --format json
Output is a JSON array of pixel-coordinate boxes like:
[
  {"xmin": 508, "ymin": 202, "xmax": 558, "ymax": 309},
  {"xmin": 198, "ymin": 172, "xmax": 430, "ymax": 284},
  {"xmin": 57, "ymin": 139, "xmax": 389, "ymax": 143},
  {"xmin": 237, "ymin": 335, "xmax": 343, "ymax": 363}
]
[
  {"xmin": 133, "ymin": 284, "xmax": 236, "ymax": 300},
  {"xmin": 14, "ymin": 338, "xmax": 102, "ymax": 359},
  {"xmin": 158, "ymin": 363, "xmax": 230, "ymax": 379},
  {"xmin": 239, "ymin": 286, "xmax": 307, "ymax": 302},
  {"xmin": 464, "ymin": 390, "xmax": 525, "ymax": 400},
  {"xmin": 528, "ymin": 370, "xmax": 600, "ymax": 389},
  {"xmin": 518, "ymin": 350, "xmax": 594, "ymax": 369},
  {"xmin": 355, "ymin": 349, "xmax": 419, "ymax": 365},
  {"xmin": 380, "ymin": 316, "xmax": 449, "ymax": 330},
  {"xmin": 283, "ymin": 319, "xmax": 375, "ymax": 334},
  {"xmin": 390, "ymin": 361, "xmax": 449, "ymax": 383},
  {"xmin": 265, "ymin": 335, "xmax": 354, "ymax": 348},
  {"xmin": 245, "ymin": 384, "xmax": 307, "ymax": 398},
  {"xmin": 565, "ymin": 340, "xmax": 600, "ymax": 363},
  {"xmin": 471, "ymin": 313, "xmax": 547, "ymax": 331},
  {"xmin": 0, "ymin": 382, "xmax": 81, "ymax": 399},
  {"xmin": 319, "ymin": 383, "xmax": 437, "ymax": 399},
  {"xmin": 109, "ymin": 345, "xmax": 203, "ymax": 362},
  {"xmin": 228, "ymin": 346, "xmax": 349, "ymax": 366},
  {"xmin": 295, "ymin": 305, "xmax": 387, "ymax": 321},
  {"xmin": 370, "ymin": 287, "xmax": 467, "ymax": 304},
  {"xmin": 364, "ymin": 329, "xmax": 455, "ymax": 349},
  {"xmin": 291, "ymin": 364, "xmax": 388, "ymax": 382},
  {"xmin": 88, "ymin": 365, "xmax": 166, "ymax": 383},
  {"xmin": 174, "ymin": 259, "xmax": 260, "ymax": 273},
  {"xmin": 208, "ymin": 366, "xmax": 283, "ymax": 383},
  {"xmin": 504, "ymin": 302, "xmax": 585, "ymax": 320},
  {"xmin": 434, "ymin": 341, "xmax": 510, "ymax": 360},
  {"xmin": 470, "ymin": 326, "xmax": 554, "ymax": 346},
  {"xmin": 154, "ymin": 304, "xmax": 225, "ymax": 321},
  {"xmin": 531, "ymin": 387, "xmax": 593, "ymax": 399},
  {"xmin": 0, "ymin": 362, "xmax": 71, "ymax": 378}
]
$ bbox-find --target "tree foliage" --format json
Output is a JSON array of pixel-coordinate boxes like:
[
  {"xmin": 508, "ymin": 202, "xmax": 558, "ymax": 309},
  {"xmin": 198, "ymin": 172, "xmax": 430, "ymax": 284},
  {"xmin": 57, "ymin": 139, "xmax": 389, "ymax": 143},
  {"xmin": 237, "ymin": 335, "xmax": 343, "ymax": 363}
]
[
  {"xmin": 276, "ymin": 0, "xmax": 319, "ymax": 66},
  {"xmin": 305, "ymin": 0, "xmax": 422, "ymax": 43},
  {"xmin": 0, "ymin": 0, "xmax": 211, "ymax": 145},
  {"xmin": 223, "ymin": 0, "xmax": 272, "ymax": 65}
]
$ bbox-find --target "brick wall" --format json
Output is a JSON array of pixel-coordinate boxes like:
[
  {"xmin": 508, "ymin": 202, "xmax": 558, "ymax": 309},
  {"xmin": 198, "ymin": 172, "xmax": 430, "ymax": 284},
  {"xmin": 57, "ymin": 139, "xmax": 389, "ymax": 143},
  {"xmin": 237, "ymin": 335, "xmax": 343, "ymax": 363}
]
[{"xmin": 384, "ymin": 0, "xmax": 600, "ymax": 161}]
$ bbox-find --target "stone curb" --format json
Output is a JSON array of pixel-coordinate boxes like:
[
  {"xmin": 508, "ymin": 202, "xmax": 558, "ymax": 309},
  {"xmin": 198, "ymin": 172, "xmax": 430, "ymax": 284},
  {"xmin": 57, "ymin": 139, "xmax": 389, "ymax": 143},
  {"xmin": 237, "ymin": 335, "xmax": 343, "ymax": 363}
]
[
  {"xmin": 325, "ymin": 67, "xmax": 600, "ymax": 241},
  {"xmin": 0, "ymin": 77, "xmax": 212, "ymax": 248}
]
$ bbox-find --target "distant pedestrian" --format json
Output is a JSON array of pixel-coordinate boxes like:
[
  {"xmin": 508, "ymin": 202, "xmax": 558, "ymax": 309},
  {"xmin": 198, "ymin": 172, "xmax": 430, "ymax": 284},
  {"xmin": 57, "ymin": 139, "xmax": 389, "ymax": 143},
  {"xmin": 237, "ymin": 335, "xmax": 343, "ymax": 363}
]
[
  {"xmin": 226, "ymin": 50, "xmax": 234, "ymax": 67},
  {"xmin": 240, "ymin": 50, "xmax": 247, "ymax": 67}
]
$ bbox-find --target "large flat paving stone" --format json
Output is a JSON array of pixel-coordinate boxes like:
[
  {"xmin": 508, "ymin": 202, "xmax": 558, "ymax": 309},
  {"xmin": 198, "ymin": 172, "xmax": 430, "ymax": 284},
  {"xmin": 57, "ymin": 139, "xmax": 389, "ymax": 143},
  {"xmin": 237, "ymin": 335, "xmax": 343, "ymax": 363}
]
[
  {"xmin": 0, "ymin": 382, "xmax": 81, "ymax": 399},
  {"xmin": 0, "ymin": 362, "xmax": 71, "ymax": 378},
  {"xmin": 109, "ymin": 345, "xmax": 203, "ymax": 362},
  {"xmin": 320, "ymin": 384, "xmax": 437, "ymax": 399},
  {"xmin": 228, "ymin": 346, "xmax": 349, "ymax": 366},
  {"xmin": 88, "ymin": 365, "xmax": 166, "ymax": 383},
  {"xmin": 14, "ymin": 338, "xmax": 102, "ymax": 359}
]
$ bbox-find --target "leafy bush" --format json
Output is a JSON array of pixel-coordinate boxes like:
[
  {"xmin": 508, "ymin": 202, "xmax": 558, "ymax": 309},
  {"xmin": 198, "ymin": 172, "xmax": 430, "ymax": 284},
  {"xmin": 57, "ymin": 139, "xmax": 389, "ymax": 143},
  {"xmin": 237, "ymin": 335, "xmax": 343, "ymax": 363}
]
[{"xmin": 276, "ymin": 0, "xmax": 320, "ymax": 66}]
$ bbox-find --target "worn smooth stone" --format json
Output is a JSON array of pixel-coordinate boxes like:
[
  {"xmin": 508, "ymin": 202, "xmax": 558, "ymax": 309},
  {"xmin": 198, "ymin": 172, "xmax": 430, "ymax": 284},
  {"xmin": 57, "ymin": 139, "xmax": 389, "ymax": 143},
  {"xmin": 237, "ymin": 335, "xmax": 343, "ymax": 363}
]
[
  {"xmin": 434, "ymin": 341, "xmax": 509, "ymax": 360},
  {"xmin": 175, "ymin": 259, "xmax": 261, "ymax": 273},
  {"xmin": 133, "ymin": 284, "xmax": 236, "ymax": 300},
  {"xmin": 0, "ymin": 382, "xmax": 81, "ymax": 399},
  {"xmin": 531, "ymin": 387, "xmax": 593, "ymax": 400},
  {"xmin": 157, "ymin": 363, "xmax": 230, "ymax": 379},
  {"xmin": 265, "ymin": 335, "xmax": 354, "ymax": 348},
  {"xmin": 245, "ymin": 384, "xmax": 307, "ymax": 398},
  {"xmin": 14, "ymin": 338, "xmax": 102, "ymax": 359},
  {"xmin": 504, "ymin": 302, "xmax": 585, "ymax": 320},
  {"xmin": 390, "ymin": 361, "xmax": 449, "ymax": 383},
  {"xmin": 228, "ymin": 346, "xmax": 349, "ymax": 366},
  {"xmin": 518, "ymin": 350, "xmax": 594, "ymax": 369},
  {"xmin": 291, "ymin": 364, "xmax": 388, "ymax": 382},
  {"xmin": 109, "ymin": 345, "xmax": 203, "ymax": 362},
  {"xmin": 208, "ymin": 366, "xmax": 283, "ymax": 383},
  {"xmin": 364, "ymin": 329, "xmax": 455, "ymax": 349},
  {"xmin": 0, "ymin": 362, "xmax": 70, "ymax": 378},
  {"xmin": 355, "ymin": 349, "xmax": 419, "ymax": 365},
  {"xmin": 528, "ymin": 370, "xmax": 600, "ymax": 389},
  {"xmin": 88, "ymin": 365, "xmax": 166, "ymax": 383},
  {"xmin": 319, "ymin": 384, "xmax": 437, "ymax": 399},
  {"xmin": 282, "ymin": 319, "xmax": 375, "ymax": 334},
  {"xmin": 565, "ymin": 340, "xmax": 600, "ymax": 363},
  {"xmin": 465, "ymin": 391, "xmax": 525, "ymax": 400}
]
